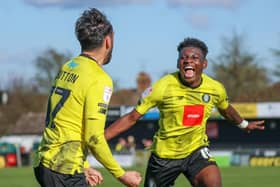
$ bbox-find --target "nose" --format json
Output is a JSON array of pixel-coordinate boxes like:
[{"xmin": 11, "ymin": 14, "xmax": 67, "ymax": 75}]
[{"xmin": 182, "ymin": 57, "xmax": 193, "ymax": 65}]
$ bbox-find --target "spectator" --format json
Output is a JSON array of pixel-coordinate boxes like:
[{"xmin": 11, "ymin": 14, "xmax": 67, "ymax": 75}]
[
  {"xmin": 115, "ymin": 138, "xmax": 128, "ymax": 154},
  {"xmin": 127, "ymin": 136, "xmax": 136, "ymax": 154}
]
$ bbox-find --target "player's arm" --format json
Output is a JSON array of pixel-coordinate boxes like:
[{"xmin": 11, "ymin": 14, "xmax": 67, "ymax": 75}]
[
  {"xmin": 218, "ymin": 104, "xmax": 265, "ymax": 132},
  {"xmin": 85, "ymin": 82, "xmax": 141, "ymax": 186},
  {"xmin": 105, "ymin": 109, "xmax": 142, "ymax": 141},
  {"xmin": 84, "ymin": 81, "xmax": 124, "ymax": 177},
  {"xmin": 85, "ymin": 104, "xmax": 125, "ymax": 178},
  {"xmin": 85, "ymin": 118, "xmax": 141, "ymax": 186},
  {"xmin": 218, "ymin": 104, "xmax": 242, "ymax": 124},
  {"xmin": 106, "ymin": 82, "xmax": 163, "ymax": 141},
  {"xmin": 216, "ymin": 83, "xmax": 265, "ymax": 132}
]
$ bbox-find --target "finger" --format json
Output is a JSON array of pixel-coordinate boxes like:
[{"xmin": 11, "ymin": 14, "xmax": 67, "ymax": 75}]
[
  {"xmin": 91, "ymin": 175, "xmax": 99, "ymax": 181},
  {"xmin": 97, "ymin": 177, "xmax": 103, "ymax": 185},
  {"xmin": 94, "ymin": 172, "xmax": 103, "ymax": 180},
  {"xmin": 255, "ymin": 120, "xmax": 265, "ymax": 125},
  {"xmin": 98, "ymin": 173, "xmax": 103, "ymax": 180},
  {"xmin": 253, "ymin": 123, "xmax": 265, "ymax": 129},
  {"xmin": 94, "ymin": 173, "xmax": 103, "ymax": 182},
  {"xmin": 256, "ymin": 125, "xmax": 265, "ymax": 130},
  {"xmin": 134, "ymin": 177, "xmax": 141, "ymax": 185},
  {"xmin": 88, "ymin": 180, "xmax": 97, "ymax": 186},
  {"xmin": 89, "ymin": 176, "xmax": 98, "ymax": 184}
]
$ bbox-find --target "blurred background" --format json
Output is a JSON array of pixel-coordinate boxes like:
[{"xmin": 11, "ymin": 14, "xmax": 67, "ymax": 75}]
[{"xmin": 0, "ymin": 0, "xmax": 280, "ymax": 173}]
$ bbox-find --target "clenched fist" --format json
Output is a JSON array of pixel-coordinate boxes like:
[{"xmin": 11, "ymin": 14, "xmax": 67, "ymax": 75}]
[
  {"xmin": 118, "ymin": 171, "xmax": 142, "ymax": 187},
  {"xmin": 84, "ymin": 167, "xmax": 103, "ymax": 186}
]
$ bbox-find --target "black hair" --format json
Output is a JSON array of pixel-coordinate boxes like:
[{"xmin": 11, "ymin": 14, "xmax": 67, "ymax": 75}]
[
  {"xmin": 75, "ymin": 8, "xmax": 113, "ymax": 51},
  {"xmin": 177, "ymin": 37, "xmax": 208, "ymax": 58}
]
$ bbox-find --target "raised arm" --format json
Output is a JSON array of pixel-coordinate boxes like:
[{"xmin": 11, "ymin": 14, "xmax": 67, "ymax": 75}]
[
  {"xmin": 105, "ymin": 109, "xmax": 143, "ymax": 141},
  {"xmin": 218, "ymin": 104, "xmax": 265, "ymax": 132}
]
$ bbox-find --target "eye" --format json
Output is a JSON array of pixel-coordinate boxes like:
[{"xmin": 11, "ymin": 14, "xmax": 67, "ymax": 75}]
[
  {"xmin": 191, "ymin": 55, "xmax": 200, "ymax": 60},
  {"xmin": 179, "ymin": 54, "xmax": 202, "ymax": 61},
  {"xmin": 180, "ymin": 56, "xmax": 186, "ymax": 60}
]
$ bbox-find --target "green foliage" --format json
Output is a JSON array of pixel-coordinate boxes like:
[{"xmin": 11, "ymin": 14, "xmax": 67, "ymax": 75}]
[
  {"xmin": 0, "ymin": 166, "xmax": 279, "ymax": 187},
  {"xmin": 211, "ymin": 32, "xmax": 269, "ymax": 101},
  {"xmin": 33, "ymin": 48, "xmax": 72, "ymax": 93}
]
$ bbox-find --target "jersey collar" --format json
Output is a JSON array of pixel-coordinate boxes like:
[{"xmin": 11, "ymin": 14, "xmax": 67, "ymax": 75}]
[{"xmin": 80, "ymin": 53, "xmax": 98, "ymax": 64}]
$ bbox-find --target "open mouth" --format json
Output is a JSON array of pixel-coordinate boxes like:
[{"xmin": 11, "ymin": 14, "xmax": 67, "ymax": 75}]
[{"xmin": 184, "ymin": 66, "xmax": 195, "ymax": 78}]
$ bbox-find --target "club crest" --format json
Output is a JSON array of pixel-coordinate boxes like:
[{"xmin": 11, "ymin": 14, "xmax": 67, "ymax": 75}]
[{"xmin": 202, "ymin": 94, "xmax": 210, "ymax": 103}]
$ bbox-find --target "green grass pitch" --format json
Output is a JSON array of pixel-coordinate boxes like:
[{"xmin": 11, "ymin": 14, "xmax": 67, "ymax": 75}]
[{"xmin": 0, "ymin": 166, "xmax": 279, "ymax": 187}]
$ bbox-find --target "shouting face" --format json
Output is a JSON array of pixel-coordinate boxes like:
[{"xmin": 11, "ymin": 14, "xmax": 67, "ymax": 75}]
[{"xmin": 177, "ymin": 47, "xmax": 207, "ymax": 88}]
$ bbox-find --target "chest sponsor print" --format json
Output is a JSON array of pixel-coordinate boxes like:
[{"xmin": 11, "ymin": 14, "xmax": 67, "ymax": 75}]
[{"xmin": 182, "ymin": 105, "xmax": 204, "ymax": 126}]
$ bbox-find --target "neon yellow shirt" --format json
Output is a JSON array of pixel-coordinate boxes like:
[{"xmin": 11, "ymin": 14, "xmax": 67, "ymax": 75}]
[
  {"xmin": 136, "ymin": 72, "xmax": 229, "ymax": 159},
  {"xmin": 33, "ymin": 55, "xmax": 125, "ymax": 177}
]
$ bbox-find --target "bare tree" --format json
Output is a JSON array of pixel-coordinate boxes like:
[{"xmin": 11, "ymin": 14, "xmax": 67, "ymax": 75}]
[
  {"xmin": 211, "ymin": 32, "xmax": 269, "ymax": 101},
  {"xmin": 271, "ymin": 45, "xmax": 280, "ymax": 80},
  {"xmin": 34, "ymin": 48, "xmax": 72, "ymax": 93}
]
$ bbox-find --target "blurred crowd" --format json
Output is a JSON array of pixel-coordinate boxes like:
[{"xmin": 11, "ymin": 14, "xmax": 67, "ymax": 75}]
[{"xmin": 114, "ymin": 136, "xmax": 153, "ymax": 154}]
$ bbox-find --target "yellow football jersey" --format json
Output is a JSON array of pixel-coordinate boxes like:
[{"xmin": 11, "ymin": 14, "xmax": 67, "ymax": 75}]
[
  {"xmin": 33, "ymin": 55, "xmax": 125, "ymax": 177},
  {"xmin": 136, "ymin": 72, "xmax": 229, "ymax": 159}
]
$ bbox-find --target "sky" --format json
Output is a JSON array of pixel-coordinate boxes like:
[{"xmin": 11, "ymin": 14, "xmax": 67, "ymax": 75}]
[{"xmin": 0, "ymin": 0, "xmax": 279, "ymax": 89}]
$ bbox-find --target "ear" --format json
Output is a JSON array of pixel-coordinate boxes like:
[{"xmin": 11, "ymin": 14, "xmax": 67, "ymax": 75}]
[
  {"xmin": 104, "ymin": 35, "xmax": 111, "ymax": 50},
  {"xmin": 203, "ymin": 59, "xmax": 208, "ymax": 69},
  {"xmin": 177, "ymin": 58, "xmax": 180, "ymax": 69}
]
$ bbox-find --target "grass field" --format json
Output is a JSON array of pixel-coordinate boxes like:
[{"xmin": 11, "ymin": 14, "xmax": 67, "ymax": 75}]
[{"xmin": 0, "ymin": 166, "xmax": 279, "ymax": 187}]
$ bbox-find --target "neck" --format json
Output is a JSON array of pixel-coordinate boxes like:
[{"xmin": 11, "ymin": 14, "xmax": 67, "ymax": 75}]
[
  {"xmin": 81, "ymin": 51, "xmax": 103, "ymax": 66},
  {"xmin": 178, "ymin": 73, "xmax": 202, "ymax": 89}
]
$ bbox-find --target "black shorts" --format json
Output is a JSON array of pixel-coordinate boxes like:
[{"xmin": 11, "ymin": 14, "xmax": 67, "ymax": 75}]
[
  {"xmin": 144, "ymin": 147, "xmax": 217, "ymax": 187},
  {"xmin": 34, "ymin": 164, "xmax": 88, "ymax": 187}
]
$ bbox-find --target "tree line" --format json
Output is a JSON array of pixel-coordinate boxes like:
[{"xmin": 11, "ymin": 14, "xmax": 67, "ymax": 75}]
[{"xmin": 0, "ymin": 33, "xmax": 279, "ymax": 136}]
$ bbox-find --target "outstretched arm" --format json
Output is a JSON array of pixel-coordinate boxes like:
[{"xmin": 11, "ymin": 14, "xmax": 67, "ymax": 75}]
[
  {"xmin": 218, "ymin": 104, "xmax": 265, "ymax": 132},
  {"xmin": 85, "ymin": 117, "xmax": 142, "ymax": 187},
  {"xmin": 85, "ymin": 82, "xmax": 142, "ymax": 186},
  {"xmin": 105, "ymin": 109, "xmax": 143, "ymax": 141}
]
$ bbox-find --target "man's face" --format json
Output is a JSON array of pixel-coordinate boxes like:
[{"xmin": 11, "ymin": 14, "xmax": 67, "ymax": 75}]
[{"xmin": 177, "ymin": 46, "xmax": 207, "ymax": 87}]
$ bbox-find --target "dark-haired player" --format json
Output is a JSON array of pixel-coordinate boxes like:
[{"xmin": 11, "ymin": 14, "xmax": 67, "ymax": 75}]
[
  {"xmin": 105, "ymin": 37, "xmax": 265, "ymax": 187},
  {"xmin": 33, "ymin": 8, "xmax": 141, "ymax": 187}
]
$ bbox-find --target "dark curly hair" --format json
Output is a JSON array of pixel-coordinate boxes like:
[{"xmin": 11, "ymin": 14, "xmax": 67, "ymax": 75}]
[
  {"xmin": 177, "ymin": 37, "xmax": 208, "ymax": 58},
  {"xmin": 75, "ymin": 8, "xmax": 113, "ymax": 51}
]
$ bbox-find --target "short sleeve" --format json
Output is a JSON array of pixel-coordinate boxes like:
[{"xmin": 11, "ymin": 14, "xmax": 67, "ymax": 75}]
[
  {"xmin": 216, "ymin": 84, "xmax": 229, "ymax": 110},
  {"xmin": 85, "ymin": 79, "xmax": 113, "ymax": 120},
  {"xmin": 136, "ymin": 79, "xmax": 165, "ymax": 114}
]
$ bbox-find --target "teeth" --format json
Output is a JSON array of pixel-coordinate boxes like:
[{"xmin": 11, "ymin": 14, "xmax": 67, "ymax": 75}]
[{"xmin": 184, "ymin": 66, "xmax": 194, "ymax": 70}]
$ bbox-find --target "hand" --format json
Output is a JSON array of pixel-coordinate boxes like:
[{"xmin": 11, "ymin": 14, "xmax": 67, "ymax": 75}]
[
  {"xmin": 246, "ymin": 120, "xmax": 265, "ymax": 133},
  {"xmin": 118, "ymin": 171, "xmax": 142, "ymax": 187},
  {"xmin": 84, "ymin": 167, "xmax": 103, "ymax": 186}
]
